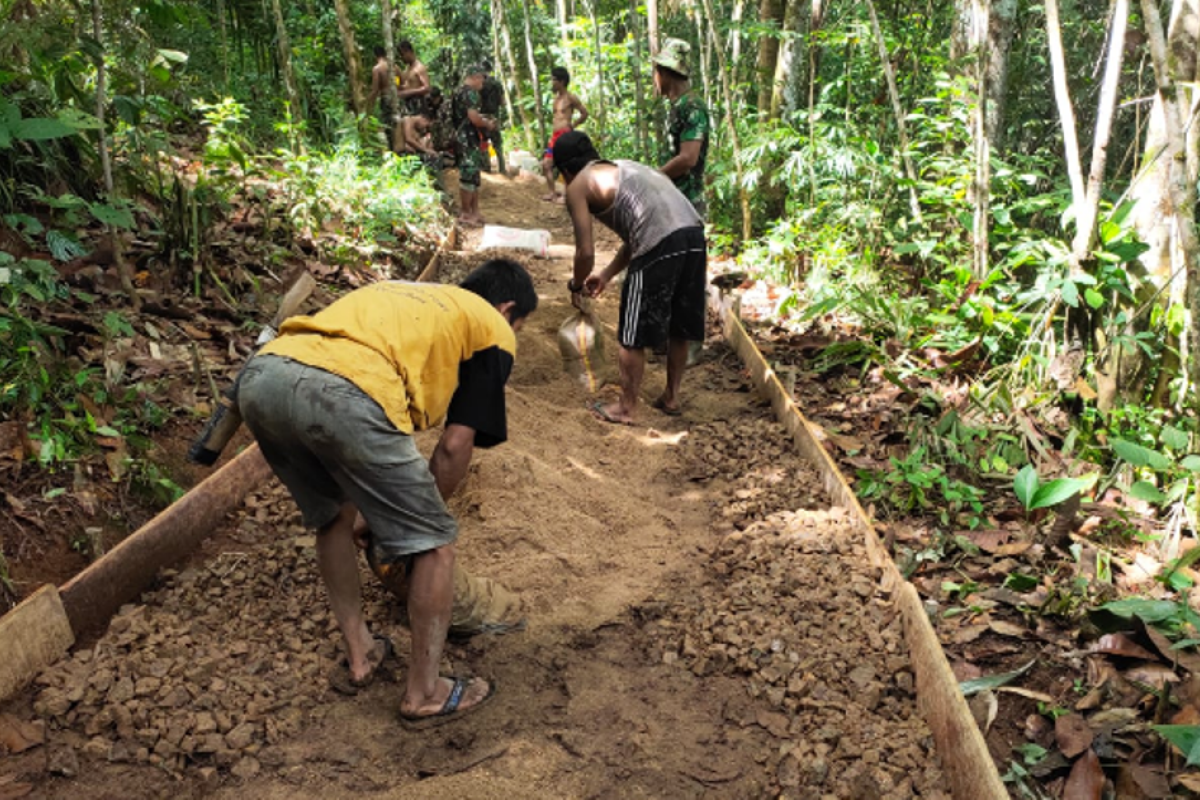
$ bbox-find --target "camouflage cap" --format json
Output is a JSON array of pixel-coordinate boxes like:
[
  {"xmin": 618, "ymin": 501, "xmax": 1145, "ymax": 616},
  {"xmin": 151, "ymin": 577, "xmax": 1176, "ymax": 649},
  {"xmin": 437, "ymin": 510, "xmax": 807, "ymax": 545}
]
[
  {"xmin": 465, "ymin": 63, "xmax": 487, "ymax": 77},
  {"xmin": 653, "ymin": 38, "xmax": 691, "ymax": 78}
]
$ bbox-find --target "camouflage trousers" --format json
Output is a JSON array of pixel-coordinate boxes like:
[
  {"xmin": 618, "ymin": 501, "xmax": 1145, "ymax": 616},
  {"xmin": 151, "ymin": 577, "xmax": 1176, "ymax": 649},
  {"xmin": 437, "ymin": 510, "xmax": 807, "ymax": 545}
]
[{"xmin": 456, "ymin": 127, "xmax": 485, "ymax": 190}]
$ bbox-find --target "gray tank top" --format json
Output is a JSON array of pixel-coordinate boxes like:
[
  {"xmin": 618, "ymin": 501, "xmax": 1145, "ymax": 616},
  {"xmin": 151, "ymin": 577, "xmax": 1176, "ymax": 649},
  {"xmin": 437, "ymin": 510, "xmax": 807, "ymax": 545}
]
[{"xmin": 594, "ymin": 160, "xmax": 702, "ymax": 261}]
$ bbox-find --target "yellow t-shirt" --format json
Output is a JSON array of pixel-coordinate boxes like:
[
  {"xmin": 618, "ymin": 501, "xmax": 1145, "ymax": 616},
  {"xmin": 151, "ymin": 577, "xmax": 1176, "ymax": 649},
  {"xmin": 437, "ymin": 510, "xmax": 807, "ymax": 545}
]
[{"xmin": 259, "ymin": 282, "xmax": 516, "ymax": 436}]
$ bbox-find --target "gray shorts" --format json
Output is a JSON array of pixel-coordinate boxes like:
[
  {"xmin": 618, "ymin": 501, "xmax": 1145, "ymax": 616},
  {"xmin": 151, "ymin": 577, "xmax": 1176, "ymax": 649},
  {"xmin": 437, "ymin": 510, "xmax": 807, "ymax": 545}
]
[{"xmin": 237, "ymin": 354, "xmax": 457, "ymax": 561}]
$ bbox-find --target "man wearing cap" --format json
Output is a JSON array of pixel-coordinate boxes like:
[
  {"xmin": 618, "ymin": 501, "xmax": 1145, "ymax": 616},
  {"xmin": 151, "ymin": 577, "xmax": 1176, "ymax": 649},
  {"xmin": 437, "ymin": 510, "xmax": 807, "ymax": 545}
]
[
  {"xmin": 453, "ymin": 65, "xmax": 498, "ymax": 227},
  {"xmin": 553, "ymin": 130, "xmax": 706, "ymax": 424},
  {"xmin": 654, "ymin": 38, "xmax": 710, "ymax": 220}
]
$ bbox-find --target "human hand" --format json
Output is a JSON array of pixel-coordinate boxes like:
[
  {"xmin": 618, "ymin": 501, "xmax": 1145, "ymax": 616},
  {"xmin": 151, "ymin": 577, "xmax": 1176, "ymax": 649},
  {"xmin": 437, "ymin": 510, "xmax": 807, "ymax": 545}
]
[
  {"xmin": 584, "ymin": 273, "xmax": 608, "ymax": 298},
  {"xmin": 352, "ymin": 512, "xmax": 371, "ymax": 550}
]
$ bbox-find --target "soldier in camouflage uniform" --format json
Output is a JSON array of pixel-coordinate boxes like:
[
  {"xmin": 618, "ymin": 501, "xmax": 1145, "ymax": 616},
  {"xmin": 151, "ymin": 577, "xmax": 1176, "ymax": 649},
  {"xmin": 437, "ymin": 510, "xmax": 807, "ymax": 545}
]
[
  {"xmin": 480, "ymin": 61, "xmax": 507, "ymax": 176},
  {"xmin": 453, "ymin": 65, "xmax": 496, "ymax": 227},
  {"xmin": 653, "ymin": 39, "xmax": 710, "ymax": 221}
]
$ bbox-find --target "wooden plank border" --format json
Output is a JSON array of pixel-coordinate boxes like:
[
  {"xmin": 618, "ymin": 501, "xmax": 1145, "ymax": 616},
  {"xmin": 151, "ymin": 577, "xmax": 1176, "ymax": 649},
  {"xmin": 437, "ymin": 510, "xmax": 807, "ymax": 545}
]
[
  {"xmin": 713, "ymin": 289, "xmax": 1007, "ymax": 800},
  {"xmin": 0, "ymin": 586, "xmax": 74, "ymax": 702}
]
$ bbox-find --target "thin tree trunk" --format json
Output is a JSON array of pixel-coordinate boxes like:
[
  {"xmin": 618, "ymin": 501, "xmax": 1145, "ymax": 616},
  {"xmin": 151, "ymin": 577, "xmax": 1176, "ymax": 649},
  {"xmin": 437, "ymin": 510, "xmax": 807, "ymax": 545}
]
[
  {"xmin": 333, "ymin": 0, "xmax": 363, "ymax": 114},
  {"xmin": 91, "ymin": 0, "xmax": 139, "ymax": 310},
  {"xmin": 269, "ymin": 0, "xmax": 302, "ymax": 141},
  {"xmin": 1140, "ymin": 0, "xmax": 1200, "ymax": 408},
  {"xmin": 771, "ymin": 0, "xmax": 804, "ymax": 119},
  {"xmin": 730, "ymin": 0, "xmax": 745, "ymax": 86},
  {"xmin": 380, "ymin": 0, "xmax": 398, "ymax": 115},
  {"xmin": 497, "ymin": 0, "xmax": 535, "ymax": 151},
  {"xmin": 557, "ymin": 0, "xmax": 571, "ymax": 66},
  {"xmin": 806, "ymin": 0, "xmax": 825, "ymax": 206},
  {"xmin": 970, "ymin": 0, "xmax": 991, "ymax": 279},
  {"xmin": 588, "ymin": 0, "xmax": 605, "ymax": 141},
  {"xmin": 864, "ymin": 0, "xmax": 923, "ymax": 223},
  {"xmin": 700, "ymin": 0, "xmax": 753, "ymax": 242},
  {"xmin": 648, "ymin": 0, "xmax": 659, "ymax": 55},
  {"xmin": 985, "ymin": 0, "xmax": 1017, "ymax": 150},
  {"xmin": 631, "ymin": 0, "xmax": 648, "ymax": 159},
  {"xmin": 216, "ymin": 0, "xmax": 230, "ymax": 91},
  {"xmin": 696, "ymin": 9, "xmax": 713, "ymax": 111},
  {"xmin": 1045, "ymin": 0, "xmax": 1086, "ymax": 212},
  {"xmin": 755, "ymin": 0, "xmax": 784, "ymax": 113},
  {"xmin": 521, "ymin": 0, "xmax": 547, "ymax": 149}
]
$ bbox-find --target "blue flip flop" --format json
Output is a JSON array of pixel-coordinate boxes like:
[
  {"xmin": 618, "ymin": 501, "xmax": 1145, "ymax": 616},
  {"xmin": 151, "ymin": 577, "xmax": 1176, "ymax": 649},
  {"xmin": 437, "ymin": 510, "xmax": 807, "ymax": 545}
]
[{"xmin": 399, "ymin": 676, "xmax": 497, "ymax": 730}]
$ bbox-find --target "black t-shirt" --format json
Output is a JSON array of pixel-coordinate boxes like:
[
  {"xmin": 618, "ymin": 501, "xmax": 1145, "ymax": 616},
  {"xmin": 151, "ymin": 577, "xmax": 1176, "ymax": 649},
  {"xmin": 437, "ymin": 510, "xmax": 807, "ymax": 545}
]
[
  {"xmin": 445, "ymin": 346, "xmax": 513, "ymax": 447},
  {"xmin": 480, "ymin": 77, "xmax": 504, "ymax": 115}
]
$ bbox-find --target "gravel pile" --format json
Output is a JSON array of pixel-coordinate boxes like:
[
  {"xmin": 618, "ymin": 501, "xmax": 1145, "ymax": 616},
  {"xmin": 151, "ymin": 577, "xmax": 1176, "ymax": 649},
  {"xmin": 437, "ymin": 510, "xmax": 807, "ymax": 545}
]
[
  {"xmin": 435, "ymin": 248, "xmax": 536, "ymax": 285},
  {"xmin": 651, "ymin": 409, "xmax": 949, "ymax": 798},
  {"xmin": 31, "ymin": 484, "xmax": 392, "ymax": 782}
]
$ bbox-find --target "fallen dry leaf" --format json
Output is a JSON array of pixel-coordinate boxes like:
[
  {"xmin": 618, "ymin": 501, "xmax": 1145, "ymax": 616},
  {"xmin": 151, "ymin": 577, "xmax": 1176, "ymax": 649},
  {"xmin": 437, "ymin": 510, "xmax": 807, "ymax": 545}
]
[
  {"xmin": 989, "ymin": 620, "xmax": 1027, "ymax": 638},
  {"xmin": 1063, "ymin": 749, "xmax": 1104, "ymax": 800},
  {"xmin": 1055, "ymin": 713, "xmax": 1094, "ymax": 759},
  {"xmin": 1177, "ymin": 773, "xmax": 1200, "ymax": 792},
  {"xmin": 1141, "ymin": 621, "xmax": 1200, "ymax": 674},
  {"xmin": 0, "ymin": 714, "xmax": 43, "ymax": 755},
  {"xmin": 1115, "ymin": 763, "xmax": 1172, "ymax": 799},
  {"xmin": 1123, "ymin": 662, "xmax": 1180, "ymax": 688},
  {"xmin": 1089, "ymin": 632, "xmax": 1158, "ymax": 660}
]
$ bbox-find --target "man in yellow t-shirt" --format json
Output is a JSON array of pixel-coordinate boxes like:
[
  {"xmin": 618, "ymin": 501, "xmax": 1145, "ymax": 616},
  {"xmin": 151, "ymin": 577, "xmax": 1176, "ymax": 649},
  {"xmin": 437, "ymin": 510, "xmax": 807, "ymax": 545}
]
[{"xmin": 238, "ymin": 259, "xmax": 537, "ymax": 727}]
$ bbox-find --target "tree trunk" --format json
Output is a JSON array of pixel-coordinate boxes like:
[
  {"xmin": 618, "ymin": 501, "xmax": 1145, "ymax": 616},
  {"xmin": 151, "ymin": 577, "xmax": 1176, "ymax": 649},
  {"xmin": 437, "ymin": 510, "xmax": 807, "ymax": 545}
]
[
  {"xmin": 984, "ymin": 0, "xmax": 1017, "ymax": 150},
  {"xmin": 1045, "ymin": 0, "xmax": 1086, "ymax": 212},
  {"xmin": 380, "ymin": 0, "xmax": 399, "ymax": 115},
  {"xmin": 498, "ymin": 0, "xmax": 536, "ymax": 151},
  {"xmin": 333, "ymin": 0, "xmax": 363, "ymax": 114},
  {"xmin": 770, "ymin": 0, "xmax": 804, "ymax": 119},
  {"xmin": 521, "ymin": 0, "xmax": 547, "ymax": 149},
  {"xmin": 631, "ymin": 0, "xmax": 648, "ymax": 159},
  {"xmin": 269, "ymin": 0, "xmax": 302, "ymax": 142},
  {"xmin": 700, "ymin": 0, "xmax": 753, "ymax": 243},
  {"xmin": 648, "ymin": 0, "xmax": 659, "ymax": 55},
  {"xmin": 588, "ymin": 0, "xmax": 605, "ymax": 141},
  {"xmin": 806, "ymin": 0, "xmax": 825, "ymax": 206},
  {"xmin": 729, "ymin": 0, "xmax": 746, "ymax": 88},
  {"xmin": 1139, "ymin": 0, "xmax": 1200, "ymax": 410},
  {"xmin": 970, "ymin": 0, "xmax": 991, "ymax": 280},
  {"xmin": 216, "ymin": 0, "xmax": 230, "ymax": 91},
  {"xmin": 557, "ymin": 0, "xmax": 571, "ymax": 66},
  {"xmin": 755, "ymin": 0, "xmax": 784, "ymax": 113},
  {"xmin": 864, "ymin": 0, "xmax": 922, "ymax": 223}
]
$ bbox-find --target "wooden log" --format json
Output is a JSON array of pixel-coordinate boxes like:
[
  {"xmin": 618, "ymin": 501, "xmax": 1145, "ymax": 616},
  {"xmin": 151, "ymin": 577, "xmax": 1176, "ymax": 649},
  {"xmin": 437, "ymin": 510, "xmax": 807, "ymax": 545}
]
[
  {"xmin": 714, "ymin": 290, "xmax": 1006, "ymax": 800},
  {"xmin": 416, "ymin": 225, "xmax": 459, "ymax": 283},
  {"xmin": 0, "ymin": 585, "xmax": 75, "ymax": 702},
  {"xmin": 59, "ymin": 444, "xmax": 272, "ymax": 636}
]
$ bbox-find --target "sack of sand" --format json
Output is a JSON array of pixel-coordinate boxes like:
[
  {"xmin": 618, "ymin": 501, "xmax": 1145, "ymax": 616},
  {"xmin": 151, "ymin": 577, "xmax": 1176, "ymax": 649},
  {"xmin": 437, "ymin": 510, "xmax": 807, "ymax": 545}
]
[
  {"xmin": 557, "ymin": 299, "xmax": 604, "ymax": 392},
  {"xmin": 367, "ymin": 543, "xmax": 527, "ymax": 639}
]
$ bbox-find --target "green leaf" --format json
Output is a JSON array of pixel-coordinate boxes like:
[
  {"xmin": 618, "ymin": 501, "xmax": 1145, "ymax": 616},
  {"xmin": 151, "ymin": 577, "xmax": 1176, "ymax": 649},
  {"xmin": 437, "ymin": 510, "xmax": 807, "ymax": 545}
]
[
  {"xmin": 1162, "ymin": 425, "xmax": 1190, "ymax": 451},
  {"xmin": 1061, "ymin": 280, "xmax": 1079, "ymax": 308},
  {"xmin": 94, "ymin": 425, "xmax": 120, "ymax": 437},
  {"xmin": 1112, "ymin": 438, "xmax": 1173, "ymax": 470},
  {"xmin": 1029, "ymin": 474, "xmax": 1097, "ymax": 510},
  {"xmin": 0, "ymin": 125, "xmax": 11, "ymax": 149},
  {"xmin": 1004, "ymin": 572, "xmax": 1039, "ymax": 592},
  {"xmin": 1152, "ymin": 725, "xmax": 1200, "ymax": 766},
  {"xmin": 156, "ymin": 48, "xmax": 188, "ymax": 64},
  {"xmin": 89, "ymin": 202, "xmax": 135, "ymax": 229},
  {"xmin": 1084, "ymin": 288, "xmax": 1104, "ymax": 309},
  {"xmin": 12, "ymin": 116, "xmax": 77, "ymax": 141},
  {"xmin": 1182, "ymin": 455, "xmax": 1200, "ymax": 472},
  {"xmin": 1129, "ymin": 480, "xmax": 1167, "ymax": 504},
  {"xmin": 960, "ymin": 659, "xmax": 1036, "ymax": 697},
  {"xmin": 1100, "ymin": 598, "xmax": 1180, "ymax": 623},
  {"xmin": 1014, "ymin": 464, "xmax": 1038, "ymax": 509}
]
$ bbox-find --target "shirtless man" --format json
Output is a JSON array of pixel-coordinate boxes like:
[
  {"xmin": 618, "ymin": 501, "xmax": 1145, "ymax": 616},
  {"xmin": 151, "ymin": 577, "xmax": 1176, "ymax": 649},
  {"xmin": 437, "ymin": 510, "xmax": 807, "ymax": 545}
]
[
  {"xmin": 541, "ymin": 67, "xmax": 588, "ymax": 203},
  {"xmin": 396, "ymin": 41, "xmax": 431, "ymax": 116},
  {"xmin": 365, "ymin": 47, "xmax": 397, "ymax": 150},
  {"xmin": 398, "ymin": 112, "xmax": 443, "ymax": 181}
]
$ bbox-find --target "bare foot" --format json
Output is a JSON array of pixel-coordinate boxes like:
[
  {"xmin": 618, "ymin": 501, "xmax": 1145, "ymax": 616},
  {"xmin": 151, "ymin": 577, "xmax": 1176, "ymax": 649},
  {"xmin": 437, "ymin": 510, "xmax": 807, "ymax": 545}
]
[
  {"xmin": 652, "ymin": 396, "xmax": 682, "ymax": 417},
  {"xmin": 541, "ymin": 192, "xmax": 560, "ymax": 202}
]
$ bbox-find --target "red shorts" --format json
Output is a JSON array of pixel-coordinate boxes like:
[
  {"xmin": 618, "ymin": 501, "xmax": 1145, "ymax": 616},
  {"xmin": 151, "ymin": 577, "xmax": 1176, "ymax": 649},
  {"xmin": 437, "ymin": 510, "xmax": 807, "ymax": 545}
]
[{"xmin": 545, "ymin": 127, "xmax": 570, "ymax": 158}]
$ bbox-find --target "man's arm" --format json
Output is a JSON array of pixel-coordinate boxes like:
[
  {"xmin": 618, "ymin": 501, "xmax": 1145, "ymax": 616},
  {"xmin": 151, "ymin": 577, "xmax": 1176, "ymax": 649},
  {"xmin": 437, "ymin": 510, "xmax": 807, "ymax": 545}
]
[
  {"xmin": 570, "ymin": 94, "xmax": 589, "ymax": 128},
  {"xmin": 468, "ymin": 108, "xmax": 496, "ymax": 130},
  {"xmin": 661, "ymin": 139, "xmax": 702, "ymax": 179},
  {"xmin": 429, "ymin": 423, "xmax": 476, "ymax": 499},
  {"xmin": 565, "ymin": 178, "xmax": 595, "ymax": 287},
  {"xmin": 366, "ymin": 67, "xmax": 386, "ymax": 108}
]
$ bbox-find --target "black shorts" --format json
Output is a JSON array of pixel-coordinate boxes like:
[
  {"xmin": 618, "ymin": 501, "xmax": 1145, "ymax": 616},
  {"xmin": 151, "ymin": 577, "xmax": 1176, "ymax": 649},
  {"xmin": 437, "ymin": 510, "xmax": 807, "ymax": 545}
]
[{"xmin": 617, "ymin": 227, "xmax": 707, "ymax": 349}]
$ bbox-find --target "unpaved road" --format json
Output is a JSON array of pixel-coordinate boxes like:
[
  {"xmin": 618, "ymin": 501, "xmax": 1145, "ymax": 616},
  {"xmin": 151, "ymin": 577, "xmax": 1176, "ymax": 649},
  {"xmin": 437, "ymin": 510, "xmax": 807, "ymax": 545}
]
[{"xmin": 2, "ymin": 171, "xmax": 947, "ymax": 799}]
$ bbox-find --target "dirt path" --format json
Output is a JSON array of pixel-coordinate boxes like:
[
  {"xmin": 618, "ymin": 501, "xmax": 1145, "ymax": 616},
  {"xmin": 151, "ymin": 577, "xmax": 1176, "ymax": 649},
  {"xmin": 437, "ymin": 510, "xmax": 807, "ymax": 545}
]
[{"xmin": 4, "ymin": 171, "xmax": 948, "ymax": 799}]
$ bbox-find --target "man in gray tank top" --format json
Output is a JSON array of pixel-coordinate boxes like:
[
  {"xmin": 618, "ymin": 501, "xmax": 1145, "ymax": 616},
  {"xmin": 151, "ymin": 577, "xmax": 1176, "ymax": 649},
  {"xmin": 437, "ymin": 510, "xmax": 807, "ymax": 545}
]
[{"xmin": 553, "ymin": 131, "xmax": 707, "ymax": 425}]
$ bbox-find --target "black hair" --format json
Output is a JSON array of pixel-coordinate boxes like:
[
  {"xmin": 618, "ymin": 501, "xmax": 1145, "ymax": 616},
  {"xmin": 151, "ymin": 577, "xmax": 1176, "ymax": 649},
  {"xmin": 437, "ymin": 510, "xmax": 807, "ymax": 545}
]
[
  {"xmin": 398, "ymin": 40, "xmax": 414, "ymax": 54},
  {"xmin": 374, "ymin": 46, "xmax": 386, "ymax": 58},
  {"xmin": 551, "ymin": 130, "xmax": 599, "ymax": 177},
  {"xmin": 460, "ymin": 259, "xmax": 539, "ymax": 321},
  {"xmin": 655, "ymin": 64, "xmax": 687, "ymax": 82},
  {"xmin": 551, "ymin": 66, "xmax": 570, "ymax": 86}
]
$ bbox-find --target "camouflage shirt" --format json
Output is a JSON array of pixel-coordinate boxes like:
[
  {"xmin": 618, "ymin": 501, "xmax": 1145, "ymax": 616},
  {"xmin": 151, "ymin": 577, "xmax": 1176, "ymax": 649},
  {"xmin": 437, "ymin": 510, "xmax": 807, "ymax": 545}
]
[{"xmin": 667, "ymin": 91, "xmax": 710, "ymax": 205}]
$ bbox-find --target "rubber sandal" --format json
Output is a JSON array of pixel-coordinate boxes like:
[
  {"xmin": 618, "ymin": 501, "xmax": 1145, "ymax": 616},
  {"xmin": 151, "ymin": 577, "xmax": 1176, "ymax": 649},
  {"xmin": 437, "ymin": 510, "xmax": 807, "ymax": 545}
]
[
  {"xmin": 590, "ymin": 401, "xmax": 634, "ymax": 427},
  {"xmin": 399, "ymin": 676, "xmax": 497, "ymax": 730},
  {"xmin": 652, "ymin": 397, "xmax": 682, "ymax": 417},
  {"xmin": 328, "ymin": 635, "xmax": 394, "ymax": 696}
]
